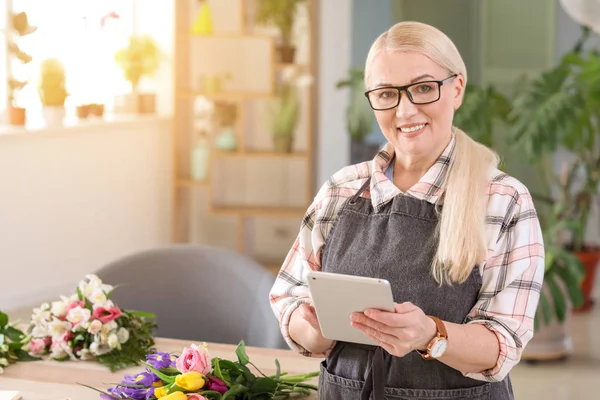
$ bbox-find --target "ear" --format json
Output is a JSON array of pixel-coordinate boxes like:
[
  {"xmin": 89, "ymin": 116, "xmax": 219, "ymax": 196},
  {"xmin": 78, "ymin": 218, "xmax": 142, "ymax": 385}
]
[{"xmin": 452, "ymin": 73, "xmax": 466, "ymax": 111}]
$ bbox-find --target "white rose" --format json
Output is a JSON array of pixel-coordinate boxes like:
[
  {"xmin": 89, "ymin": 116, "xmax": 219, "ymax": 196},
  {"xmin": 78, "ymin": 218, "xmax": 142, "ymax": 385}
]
[
  {"xmin": 89, "ymin": 288, "xmax": 107, "ymax": 306},
  {"xmin": 0, "ymin": 358, "xmax": 8, "ymax": 367},
  {"xmin": 66, "ymin": 307, "xmax": 91, "ymax": 328},
  {"xmin": 50, "ymin": 300, "xmax": 67, "ymax": 317},
  {"xmin": 31, "ymin": 325, "xmax": 49, "ymax": 338},
  {"xmin": 107, "ymin": 333, "xmax": 119, "ymax": 349},
  {"xmin": 88, "ymin": 320, "xmax": 103, "ymax": 335},
  {"xmin": 49, "ymin": 318, "xmax": 72, "ymax": 341},
  {"xmin": 117, "ymin": 328, "xmax": 129, "ymax": 344}
]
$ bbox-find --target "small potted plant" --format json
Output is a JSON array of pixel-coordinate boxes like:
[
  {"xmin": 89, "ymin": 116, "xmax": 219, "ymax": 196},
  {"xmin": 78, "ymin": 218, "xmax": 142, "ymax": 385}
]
[
  {"xmin": 114, "ymin": 35, "xmax": 160, "ymax": 114},
  {"xmin": 7, "ymin": 11, "xmax": 37, "ymax": 126},
  {"xmin": 38, "ymin": 58, "xmax": 68, "ymax": 127},
  {"xmin": 269, "ymin": 77, "xmax": 301, "ymax": 153},
  {"xmin": 254, "ymin": 0, "xmax": 305, "ymax": 63}
]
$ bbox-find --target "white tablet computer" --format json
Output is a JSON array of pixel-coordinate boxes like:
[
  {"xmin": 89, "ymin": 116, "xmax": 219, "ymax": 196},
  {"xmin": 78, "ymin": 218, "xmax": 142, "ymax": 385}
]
[{"xmin": 306, "ymin": 270, "xmax": 395, "ymax": 346}]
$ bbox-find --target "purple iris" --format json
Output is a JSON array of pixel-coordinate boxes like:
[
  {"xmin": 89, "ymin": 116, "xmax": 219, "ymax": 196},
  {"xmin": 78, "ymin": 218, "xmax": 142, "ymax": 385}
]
[
  {"xmin": 146, "ymin": 350, "xmax": 173, "ymax": 370},
  {"xmin": 121, "ymin": 387, "xmax": 147, "ymax": 400},
  {"xmin": 206, "ymin": 376, "xmax": 229, "ymax": 394},
  {"xmin": 145, "ymin": 387, "xmax": 156, "ymax": 400},
  {"xmin": 100, "ymin": 386, "xmax": 124, "ymax": 400},
  {"xmin": 129, "ymin": 371, "xmax": 159, "ymax": 387}
]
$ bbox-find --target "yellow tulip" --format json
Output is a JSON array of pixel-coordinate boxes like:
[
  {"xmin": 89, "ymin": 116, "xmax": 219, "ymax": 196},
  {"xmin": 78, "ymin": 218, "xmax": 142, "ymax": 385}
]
[
  {"xmin": 175, "ymin": 371, "xmax": 206, "ymax": 391},
  {"xmin": 154, "ymin": 386, "xmax": 168, "ymax": 398},
  {"xmin": 160, "ymin": 392, "xmax": 187, "ymax": 400}
]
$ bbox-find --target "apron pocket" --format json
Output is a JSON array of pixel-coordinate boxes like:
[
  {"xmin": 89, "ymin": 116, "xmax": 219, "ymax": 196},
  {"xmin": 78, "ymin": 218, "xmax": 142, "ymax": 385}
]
[
  {"xmin": 318, "ymin": 359, "xmax": 364, "ymax": 399},
  {"xmin": 385, "ymin": 383, "xmax": 491, "ymax": 400}
]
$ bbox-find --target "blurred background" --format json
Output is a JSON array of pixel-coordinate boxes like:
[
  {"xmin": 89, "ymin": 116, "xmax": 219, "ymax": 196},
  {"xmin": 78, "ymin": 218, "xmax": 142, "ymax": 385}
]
[{"xmin": 0, "ymin": 1, "xmax": 598, "ymax": 398}]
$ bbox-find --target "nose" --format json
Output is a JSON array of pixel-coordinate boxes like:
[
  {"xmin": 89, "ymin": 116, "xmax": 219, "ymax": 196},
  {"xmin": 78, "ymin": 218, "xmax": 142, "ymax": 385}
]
[{"xmin": 395, "ymin": 91, "xmax": 418, "ymax": 119}]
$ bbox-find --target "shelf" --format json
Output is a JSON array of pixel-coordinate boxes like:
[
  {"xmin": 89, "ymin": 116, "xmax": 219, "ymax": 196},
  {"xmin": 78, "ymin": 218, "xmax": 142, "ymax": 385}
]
[
  {"xmin": 179, "ymin": 32, "xmax": 275, "ymax": 41},
  {"xmin": 209, "ymin": 205, "xmax": 307, "ymax": 218},
  {"xmin": 176, "ymin": 179, "xmax": 209, "ymax": 187},
  {"xmin": 177, "ymin": 91, "xmax": 273, "ymax": 100},
  {"xmin": 212, "ymin": 150, "xmax": 308, "ymax": 159}
]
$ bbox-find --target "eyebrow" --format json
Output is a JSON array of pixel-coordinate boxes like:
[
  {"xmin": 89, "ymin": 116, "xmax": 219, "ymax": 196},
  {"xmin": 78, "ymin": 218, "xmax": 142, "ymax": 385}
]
[{"xmin": 374, "ymin": 74, "xmax": 436, "ymax": 88}]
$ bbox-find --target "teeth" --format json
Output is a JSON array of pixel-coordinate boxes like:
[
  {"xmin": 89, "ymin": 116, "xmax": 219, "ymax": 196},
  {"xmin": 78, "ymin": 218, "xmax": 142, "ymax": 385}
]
[{"xmin": 399, "ymin": 124, "xmax": 425, "ymax": 133}]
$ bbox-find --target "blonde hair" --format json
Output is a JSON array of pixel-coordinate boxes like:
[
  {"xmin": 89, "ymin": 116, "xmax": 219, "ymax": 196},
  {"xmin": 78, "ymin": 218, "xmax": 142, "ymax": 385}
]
[{"xmin": 365, "ymin": 21, "xmax": 499, "ymax": 285}]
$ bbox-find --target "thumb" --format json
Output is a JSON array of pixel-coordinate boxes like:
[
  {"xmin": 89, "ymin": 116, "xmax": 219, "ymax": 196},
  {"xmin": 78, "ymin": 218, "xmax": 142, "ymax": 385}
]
[
  {"xmin": 394, "ymin": 301, "xmax": 417, "ymax": 314},
  {"xmin": 298, "ymin": 303, "xmax": 320, "ymax": 330}
]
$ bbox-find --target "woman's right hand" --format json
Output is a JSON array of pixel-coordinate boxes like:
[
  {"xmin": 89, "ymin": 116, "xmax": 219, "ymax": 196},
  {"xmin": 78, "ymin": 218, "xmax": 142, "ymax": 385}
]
[{"xmin": 289, "ymin": 303, "xmax": 334, "ymax": 354}]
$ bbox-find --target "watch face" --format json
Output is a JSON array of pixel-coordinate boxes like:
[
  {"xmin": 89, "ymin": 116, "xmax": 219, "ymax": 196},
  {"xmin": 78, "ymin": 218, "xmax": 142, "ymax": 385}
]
[{"xmin": 431, "ymin": 338, "xmax": 448, "ymax": 358}]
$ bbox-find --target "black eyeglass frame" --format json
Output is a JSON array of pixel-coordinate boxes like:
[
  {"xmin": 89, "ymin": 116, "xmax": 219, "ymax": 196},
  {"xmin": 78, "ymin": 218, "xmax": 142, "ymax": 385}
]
[{"xmin": 364, "ymin": 74, "xmax": 458, "ymax": 110}]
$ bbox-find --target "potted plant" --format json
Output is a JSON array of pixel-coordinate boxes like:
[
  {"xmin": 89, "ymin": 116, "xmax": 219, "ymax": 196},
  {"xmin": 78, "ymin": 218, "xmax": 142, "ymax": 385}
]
[
  {"xmin": 336, "ymin": 68, "xmax": 379, "ymax": 163},
  {"xmin": 7, "ymin": 11, "xmax": 37, "ymax": 126},
  {"xmin": 38, "ymin": 58, "xmax": 68, "ymax": 127},
  {"xmin": 509, "ymin": 26, "xmax": 600, "ymax": 314},
  {"xmin": 254, "ymin": 0, "xmax": 305, "ymax": 63},
  {"xmin": 114, "ymin": 35, "xmax": 160, "ymax": 114},
  {"xmin": 270, "ymin": 78, "xmax": 300, "ymax": 153}
]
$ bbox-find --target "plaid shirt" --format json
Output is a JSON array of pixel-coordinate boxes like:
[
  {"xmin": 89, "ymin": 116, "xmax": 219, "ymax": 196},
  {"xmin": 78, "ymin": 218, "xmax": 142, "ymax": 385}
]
[{"xmin": 269, "ymin": 136, "xmax": 545, "ymax": 382}]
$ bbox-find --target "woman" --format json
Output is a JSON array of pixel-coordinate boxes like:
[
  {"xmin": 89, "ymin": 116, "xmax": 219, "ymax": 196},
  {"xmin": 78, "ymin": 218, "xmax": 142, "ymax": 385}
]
[{"xmin": 270, "ymin": 21, "xmax": 544, "ymax": 400}]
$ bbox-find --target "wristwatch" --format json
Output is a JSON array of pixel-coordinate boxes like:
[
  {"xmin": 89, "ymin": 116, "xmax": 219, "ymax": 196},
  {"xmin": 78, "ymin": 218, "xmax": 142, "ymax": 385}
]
[{"xmin": 416, "ymin": 315, "xmax": 448, "ymax": 360}]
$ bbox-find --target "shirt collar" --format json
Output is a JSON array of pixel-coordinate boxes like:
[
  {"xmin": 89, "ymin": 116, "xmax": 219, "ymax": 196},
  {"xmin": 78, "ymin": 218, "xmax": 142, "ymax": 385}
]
[{"xmin": 368, "ymin": 135, "xmax": 456, "ymax": 209}]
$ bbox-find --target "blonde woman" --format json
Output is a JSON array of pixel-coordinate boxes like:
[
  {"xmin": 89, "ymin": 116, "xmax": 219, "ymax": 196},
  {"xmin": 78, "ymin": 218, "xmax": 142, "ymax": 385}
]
[{"xmin": 270, "ymin": 21, "xmax": 544, "ymax": 400}]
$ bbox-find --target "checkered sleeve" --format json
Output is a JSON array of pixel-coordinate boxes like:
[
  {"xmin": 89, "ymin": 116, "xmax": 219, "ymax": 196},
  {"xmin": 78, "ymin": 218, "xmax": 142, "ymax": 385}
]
[
  {"xmin": 464, "ymin": 185, "xmax": 545, "ymax": 382},
  {"xmin": 268, "ymin": 181, "xmax": 338, "ymax": 357}
]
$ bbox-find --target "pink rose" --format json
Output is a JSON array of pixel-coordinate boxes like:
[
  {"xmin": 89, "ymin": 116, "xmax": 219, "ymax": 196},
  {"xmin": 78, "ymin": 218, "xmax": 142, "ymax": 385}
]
[
  {"xmin": 28, "ymin": 339, "xmax": 47, "ymax": 356},
  {"xmin": 176, "ymin": 344, "xmax": 211, "ymax": 375},
  {"xmin": 187, "ymin": 395, "xmax": 208, "ymax": 400},
  {"xmin": 92, "ymin": 306, "xmax": 122, "ymax": 323}
]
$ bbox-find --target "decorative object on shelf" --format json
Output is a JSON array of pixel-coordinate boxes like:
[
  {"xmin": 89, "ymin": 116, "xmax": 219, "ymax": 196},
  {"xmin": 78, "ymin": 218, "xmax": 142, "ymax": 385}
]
[
  {"xmin": 6, "ymin": 11, "xmax": 37, "ymax": 126},
  {"xmin": 38, "ymin": 58, "xmax": 69, "ymax": 127},
  {"xmin": 191, "ymin": 0, "xmax": 214, "ymax": 35},
  {"xmin": 191, "ymin": 133, "xmax": 211, "ymax": 181},
  {"xmin": 75, "ymin": 103, "xmax": 105, "ymax": 120},
  {"xmin": 0, "ymin": 311, "xmax": 38, "ymax": 374},
  {"xmin": 24, "ymin": 274, "xmax": 156, "ymax": 372},
  {"xmin": 336, "ymin": 68, "xmax": 380, "ymax": 163},
  {"xmin": 254, "ymin": 0, "xmax": 305, "ymax": 63},
  {"xmin": 191, "ymin": 96, "xmax": 215, "ymax": 181},
  {"xmin": 114, "ymin": 35, "xmax": 161, "ymax": 114},
  {"xmin": 214, "ymin": 101, "xmax": 238, "ymax": 152},
  {"xmin": 76, "ymin": 104, "xmax": 91, "ymax": 119},
  {"xmin": 81, "ymin": 340, "xmax": 319, "ymax": 399},
  {"xmin": 199, "ymin": 73, "xmax": 231, "ymax": 95},
  {"xmin": 269, "ymin": 67, "xmax": 311, "ymax": 153}
]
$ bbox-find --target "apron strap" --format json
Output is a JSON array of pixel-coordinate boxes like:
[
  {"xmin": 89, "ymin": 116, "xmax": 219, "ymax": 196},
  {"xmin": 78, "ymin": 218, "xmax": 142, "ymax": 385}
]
[
  {"xmin": 360, "ymin": 346, "xmax": 389, "ymax": 400},
  {"xmin": 349, "ymin": 177, "xmax": 372, "ymax": 205}
]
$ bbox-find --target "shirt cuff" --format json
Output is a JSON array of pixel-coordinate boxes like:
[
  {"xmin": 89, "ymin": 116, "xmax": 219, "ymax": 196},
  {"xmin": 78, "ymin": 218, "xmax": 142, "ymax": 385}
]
[
  {"xmin": 463, "ymin": 318, "xmax": 523, "ymax": 382},
  {"xmin": 280, "ymin": 297, "xmax": 334, "ymax": 358}
]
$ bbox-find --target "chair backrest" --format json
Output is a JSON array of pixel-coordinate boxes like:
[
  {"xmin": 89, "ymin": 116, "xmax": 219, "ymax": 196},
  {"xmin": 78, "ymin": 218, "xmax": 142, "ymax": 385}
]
[{"xmin": 94, "ymin": 244, "xmax": 287, "ymax": 349}]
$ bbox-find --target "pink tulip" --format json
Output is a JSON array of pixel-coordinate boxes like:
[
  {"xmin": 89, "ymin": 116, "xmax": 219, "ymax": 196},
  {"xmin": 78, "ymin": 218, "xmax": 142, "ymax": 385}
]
[
  {"xmin": 92, "ymin": 306, "xmax": 122, "ymax": 323},
  {"xmin": 176, "ymin": 344, "xmax": 211, "ymax": 375},
  {"xmin": 28, "ymin": 339, "xmax": 46, "ymax": 356},
  {"xmin": 187, "ymin": 395, "xmax": 208, "ymax": 400}
]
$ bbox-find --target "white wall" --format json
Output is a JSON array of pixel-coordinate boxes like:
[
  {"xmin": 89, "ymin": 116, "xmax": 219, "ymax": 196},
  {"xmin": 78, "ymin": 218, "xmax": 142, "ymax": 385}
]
[
  {"xmin": 316, "ymin": 0, "xmax": 352, "ymax": 190},
  {"xmin": 0, "ymin": 117, "xmax": 173, "ymax": 311}
]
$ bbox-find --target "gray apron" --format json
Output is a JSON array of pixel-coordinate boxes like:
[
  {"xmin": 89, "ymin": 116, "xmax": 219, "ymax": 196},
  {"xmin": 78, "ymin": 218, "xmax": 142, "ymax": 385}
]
[{"xmin": 317, "ymin": 177, "xmax": 514, "ymax": 399}]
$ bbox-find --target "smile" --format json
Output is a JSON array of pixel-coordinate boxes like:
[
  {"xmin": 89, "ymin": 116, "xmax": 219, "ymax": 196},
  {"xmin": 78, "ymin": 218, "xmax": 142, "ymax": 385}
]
[{"xmin": 398, "ymin": 124, "xmax": 427, "ymax": 133}]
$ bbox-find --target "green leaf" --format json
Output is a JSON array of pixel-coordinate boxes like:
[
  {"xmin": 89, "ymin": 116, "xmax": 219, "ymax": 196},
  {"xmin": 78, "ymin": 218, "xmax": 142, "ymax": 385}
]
[
  {"xmin": 250, "ymin": 377, "xmax": 278, "ymax": 394},
  {"xmin": 76, "ymin": 382, "xmax": 120, "ymax": 400},
  {"xmin": 124, "ymin": 310, "xmax": 156, "ymax": 319},
  {"xmin": 555, "ymin": 265, "xmax": 585, "ymax": 308},
  {"xmin": 4, "ymin": 326, "xmax": 25, "ymax": 342},
  {"xmin": 14, "ymin": 349, "xmax": 40, "ymax": 361},
  {"xmin": 539, "ymin": 291, "xmax": 552, "ymax": 326},
  {"xmin": 198, "ymin": 390, "xmax": 223, "ymax": 400},
  {"xmin": 222, "ymin": 384, "xmax": 249, "ymax": 400},
  {"xmin": 237, "ymin": 363, "xmax": 257, "ymax": 383},
  {"xmin": 213, "ymin": 357, "xmax": 227, "ymax": 384},
  {"xmin": 145, "ymin": 362, "xmax": 176, "ymax": 384},
  {"xmin": 0, "ymin": 312, "xmax": 8, "ymax": 328},
  {"xmin": 235, "ymin": 340, "xmax": 249, "ymax": 366},
  {"xmin": 275, "ymin": 359, "xmax": 281, "ymax": 381},
  {"xmin": 546, "ymin": 275, "xmax": 567, "ymax": 323},
  {"xmin": 76, "ymin": 286, "xmax": 83, "ymax": 301}
]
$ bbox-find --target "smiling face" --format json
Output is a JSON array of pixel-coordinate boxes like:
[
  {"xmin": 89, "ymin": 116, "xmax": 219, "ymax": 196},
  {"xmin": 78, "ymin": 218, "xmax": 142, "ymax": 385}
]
[{"xmin": 366, "ymin": 50, "xmax": 465, "ymax": 162}]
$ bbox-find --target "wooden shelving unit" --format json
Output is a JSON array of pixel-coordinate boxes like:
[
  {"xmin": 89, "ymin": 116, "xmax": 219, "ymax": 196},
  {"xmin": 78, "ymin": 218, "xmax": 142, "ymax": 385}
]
[{"xmin": 173, "ymin": 0, "xmax": 316, "ymax": 272}]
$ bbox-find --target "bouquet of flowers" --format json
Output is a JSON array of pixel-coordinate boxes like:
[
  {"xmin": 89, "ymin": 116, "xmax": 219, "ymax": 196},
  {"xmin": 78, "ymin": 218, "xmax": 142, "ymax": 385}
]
[
  {"xmin": 82, "ymin": 340, "xmax": 319, "ymax": 399},
  {"xmin": 0, "ymin": 311, "xmax": 38, "ymax": 373},
  {"xmin": 24, "ymin": 274, "xmax": 156, "ymax": 371}
]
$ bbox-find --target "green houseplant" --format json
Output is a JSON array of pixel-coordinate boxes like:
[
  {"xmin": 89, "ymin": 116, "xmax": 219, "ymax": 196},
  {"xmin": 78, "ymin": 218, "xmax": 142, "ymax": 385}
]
[
  {"xmin": 38, "ymin": 58, "xmax": 68, "ymax": 127},
  {"xmin": 115, "ymin": 35, "xmax": 160, "ymax": 114},
  {"xmin": 270, "ymin": 78, "xmax": 300, "ymax": 153},
  {"xmin": 254, "ymin": 0, "xmax": 305, "ymax": 63},
  {"xmin": 509, "ymin": 26, "xmax": 599, "ymax": 314}
]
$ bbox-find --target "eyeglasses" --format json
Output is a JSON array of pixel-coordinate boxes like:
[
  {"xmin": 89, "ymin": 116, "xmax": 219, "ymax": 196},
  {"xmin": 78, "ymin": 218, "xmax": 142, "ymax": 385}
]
[{"xmin": 364, "ymin": 74, "xmax": 458, "ymax": 111}]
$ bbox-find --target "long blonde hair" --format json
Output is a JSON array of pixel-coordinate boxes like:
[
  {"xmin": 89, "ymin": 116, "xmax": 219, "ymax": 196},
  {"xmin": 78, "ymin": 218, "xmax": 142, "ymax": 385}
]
[{"xmin": 365, "ymin": 21, "xmax": 499, "ymax": 285}]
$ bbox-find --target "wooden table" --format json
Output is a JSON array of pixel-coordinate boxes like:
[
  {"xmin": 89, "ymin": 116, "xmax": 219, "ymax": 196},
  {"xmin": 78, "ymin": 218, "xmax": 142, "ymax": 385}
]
[{"xmin": 0, "ymin": 338, "xmax": 323, "ymax": 399}]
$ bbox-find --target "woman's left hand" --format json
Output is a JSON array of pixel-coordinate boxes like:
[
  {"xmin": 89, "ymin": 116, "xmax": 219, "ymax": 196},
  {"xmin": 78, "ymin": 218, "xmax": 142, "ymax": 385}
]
[{"xmin": 351, "ymin": 302, "xmax": 437, "ymax": 357}]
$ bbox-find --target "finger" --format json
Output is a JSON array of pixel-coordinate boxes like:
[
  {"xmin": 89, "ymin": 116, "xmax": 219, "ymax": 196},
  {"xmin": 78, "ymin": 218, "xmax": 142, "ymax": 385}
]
[
  {"xmin": 351, "ymin": 321, "xmax": 396, "ymax": 347},
  {"xmin": 299, "ymin": 304, "xmax": 320, "ymax": 329},
  {"xmin": 364, "ymin": 308, "xmax": 410, "ymax": 327},
  {"xmin": 351, "ymin": 312, "xmax": 394, "ymax": 335}
]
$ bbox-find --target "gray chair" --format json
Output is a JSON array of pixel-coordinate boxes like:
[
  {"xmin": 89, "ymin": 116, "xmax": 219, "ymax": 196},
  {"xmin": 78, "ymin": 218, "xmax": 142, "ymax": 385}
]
[{"xmin": 94, "ymin": 244, "xmax": 288, "ymax": 349}]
